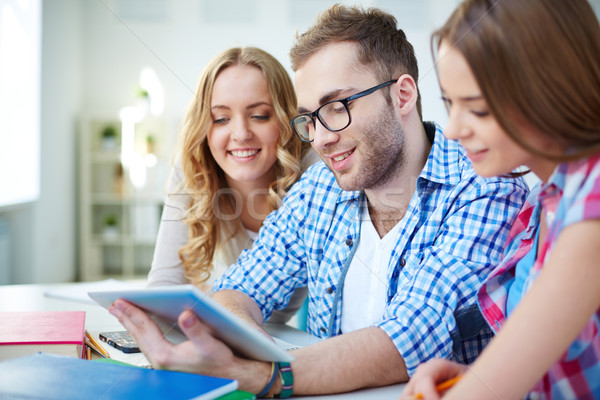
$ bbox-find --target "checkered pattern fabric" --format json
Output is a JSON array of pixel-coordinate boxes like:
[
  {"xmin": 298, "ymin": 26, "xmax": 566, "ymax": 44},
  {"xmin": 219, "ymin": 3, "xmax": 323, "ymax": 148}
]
[
  {"xmin": 215, "ymin": 124, "xmax": 528, "ymax": 375},
  {"xmin": 479, "ymin": 154, "xmax": 600, "ymax": 398}
]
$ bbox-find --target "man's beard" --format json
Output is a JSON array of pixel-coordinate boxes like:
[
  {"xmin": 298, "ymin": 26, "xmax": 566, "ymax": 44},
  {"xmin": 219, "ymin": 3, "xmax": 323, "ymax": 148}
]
[{"xmin": 332, "ymin": 106, "xmax": 406, "ymax": 192}]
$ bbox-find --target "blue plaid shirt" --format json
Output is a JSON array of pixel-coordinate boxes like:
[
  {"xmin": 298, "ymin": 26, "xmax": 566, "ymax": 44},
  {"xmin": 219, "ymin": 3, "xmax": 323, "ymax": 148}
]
[{"xmin": 214, "ymin": 124, "xmax": 528, "ymax": 375}]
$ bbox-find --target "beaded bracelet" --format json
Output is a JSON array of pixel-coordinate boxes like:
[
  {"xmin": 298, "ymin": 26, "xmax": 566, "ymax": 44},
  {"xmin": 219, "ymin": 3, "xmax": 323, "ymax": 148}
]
[
  {"xmin": 276, "ymin": 362, "xmax": 293, "ymax": 398},
  {"xmin": 257, "ymin": 361, "xmax": 279, "ymax": 398}
]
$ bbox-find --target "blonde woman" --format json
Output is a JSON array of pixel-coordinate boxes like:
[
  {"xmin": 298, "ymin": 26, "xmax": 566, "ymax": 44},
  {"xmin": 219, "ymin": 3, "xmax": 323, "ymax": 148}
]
[{"xmin": 148, "ymin": 47, "xmax": 315, "ymax": 322}]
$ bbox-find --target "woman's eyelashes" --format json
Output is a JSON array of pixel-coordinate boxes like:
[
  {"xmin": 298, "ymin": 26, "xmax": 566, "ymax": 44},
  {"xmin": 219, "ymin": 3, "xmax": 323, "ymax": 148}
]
[
  {"xmin": 471, "ymin": 109, "xmax": 490, "ymax": 118},
  {"xmin": 213, "ymin": 117, "xmax": 229, "ymax": 125},
  {"xmin": 441, "ymin": 96, "xmax": 452, "ymax": 111},
  {"xmin": 212, "ymin": 114, "xmax": 271, "ymax": 125},
  {"xmin": 440, "ymin": 96, "xmax": 490, "ymax": 118},
  {"xmin": 251, "ymin": 114, "xmax": 271, "ymax": 121}
]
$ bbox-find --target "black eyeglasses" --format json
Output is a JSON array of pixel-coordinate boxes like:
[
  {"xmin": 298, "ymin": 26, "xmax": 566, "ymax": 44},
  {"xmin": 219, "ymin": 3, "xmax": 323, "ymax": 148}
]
[{"xmin": 290, "ymin": 80, "xmax": 396, "ymax": 143}]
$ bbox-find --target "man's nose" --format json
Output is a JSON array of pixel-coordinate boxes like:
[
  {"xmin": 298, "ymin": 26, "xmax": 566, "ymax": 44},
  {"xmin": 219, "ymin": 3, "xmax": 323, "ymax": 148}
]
[{"xmin": 311, "ymin": 119, "xmax": 340, "ymax": 150}]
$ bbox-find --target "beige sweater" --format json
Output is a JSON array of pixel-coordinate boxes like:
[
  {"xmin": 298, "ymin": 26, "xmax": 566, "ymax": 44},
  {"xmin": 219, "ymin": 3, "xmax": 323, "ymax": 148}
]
[{"xmin": 147, "ymin": 153, "xmax": 318, "ymax": 322}]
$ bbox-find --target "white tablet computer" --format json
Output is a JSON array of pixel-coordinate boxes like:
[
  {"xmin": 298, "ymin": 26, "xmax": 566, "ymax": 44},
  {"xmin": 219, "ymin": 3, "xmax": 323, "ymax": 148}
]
[{"xmin": 88, "ymin": 285, "xmax": 294, "ymax": 362}]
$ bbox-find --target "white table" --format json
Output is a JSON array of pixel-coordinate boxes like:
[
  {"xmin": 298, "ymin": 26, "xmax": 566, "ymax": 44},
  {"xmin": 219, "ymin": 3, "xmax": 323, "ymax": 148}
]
[{"xmin": 0, "ymin": 282, "xmax": 404, "ymax": 399}]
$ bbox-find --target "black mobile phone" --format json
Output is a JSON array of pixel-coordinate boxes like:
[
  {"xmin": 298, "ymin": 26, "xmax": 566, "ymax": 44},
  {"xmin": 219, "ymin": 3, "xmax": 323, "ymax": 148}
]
[{"xmin": 99, "ymin": 330, "xmax": 141, "ymax": 353}]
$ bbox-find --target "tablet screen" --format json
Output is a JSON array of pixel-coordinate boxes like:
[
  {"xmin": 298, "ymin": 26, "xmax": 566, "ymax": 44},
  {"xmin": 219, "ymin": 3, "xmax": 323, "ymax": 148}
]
[{"xmin": 89, "ymin": 285, "xmax": 294, "ymax": 362}]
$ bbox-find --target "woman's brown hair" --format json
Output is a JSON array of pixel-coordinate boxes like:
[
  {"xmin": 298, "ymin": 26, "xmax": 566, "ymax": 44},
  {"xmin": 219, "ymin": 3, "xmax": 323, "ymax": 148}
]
[{"xmin": 432, "ymin": 0, "xmax": 600, "ymax": 161}]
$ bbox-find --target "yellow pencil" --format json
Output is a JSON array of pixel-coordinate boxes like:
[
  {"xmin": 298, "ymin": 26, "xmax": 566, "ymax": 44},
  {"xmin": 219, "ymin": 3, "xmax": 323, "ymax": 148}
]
[
  {"xmin": 84, "ymin": 330, "xmax": 111, "ymax": 358},
  {"xmin": 86, "ymin": 343, "xmax": 108, "ymax": 358},
  {"xmin": 411, "ymin": 376, "xmax": 462, "ymax": 399},
  {"xmin": 84, "ymin": 338, "xmax": 107, "ymax": 358}
]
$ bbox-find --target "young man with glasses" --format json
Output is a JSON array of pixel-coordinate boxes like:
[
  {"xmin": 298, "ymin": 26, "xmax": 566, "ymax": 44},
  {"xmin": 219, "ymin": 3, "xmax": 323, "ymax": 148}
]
[{"xmin": 111, "ymin": 5, "xmax": 528, "ymax": 396}]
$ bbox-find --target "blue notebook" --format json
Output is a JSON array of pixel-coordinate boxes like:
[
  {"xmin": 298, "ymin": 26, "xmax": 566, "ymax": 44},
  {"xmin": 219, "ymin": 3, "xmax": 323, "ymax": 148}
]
[{"xmin": 0, "ymin": 353, "xmax": 238, "ymax": 399}]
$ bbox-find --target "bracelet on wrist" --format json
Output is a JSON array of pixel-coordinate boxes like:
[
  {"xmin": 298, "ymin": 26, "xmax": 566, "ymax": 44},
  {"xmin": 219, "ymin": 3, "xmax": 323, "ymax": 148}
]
[
  {"xmin": 275, "ymin": 362, "xmax": 293, "ymax": 398},
  {"xmin": 257, "ymin": 362, "xmax": 279, "ymax": 398}
]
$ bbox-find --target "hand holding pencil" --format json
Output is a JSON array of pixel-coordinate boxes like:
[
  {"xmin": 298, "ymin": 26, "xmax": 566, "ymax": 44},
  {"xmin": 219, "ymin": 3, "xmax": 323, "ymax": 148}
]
[
  {"xmin": 404, "ymin": 376, "xmax": 462, "ymax": 399},
  {"xmin": 399, "ymin": 359, "xmax": 467, "ymax": 400}
]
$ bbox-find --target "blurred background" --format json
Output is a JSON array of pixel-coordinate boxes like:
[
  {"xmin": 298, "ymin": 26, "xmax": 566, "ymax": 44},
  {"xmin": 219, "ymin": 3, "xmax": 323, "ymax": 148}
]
[{"xmin": 1, "ymin": 0, "xmax": 599, "ymax": 285}]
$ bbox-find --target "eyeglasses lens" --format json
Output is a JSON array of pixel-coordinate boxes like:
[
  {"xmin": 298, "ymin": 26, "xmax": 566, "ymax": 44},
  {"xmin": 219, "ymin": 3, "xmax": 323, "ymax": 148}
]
[
  {"xmin": 293, "ymin": 115, "xmax": 313, "ymax": 141},
  {"xmin": 319, "ymin": 101, "xmax": 349, "ymax": 132}
]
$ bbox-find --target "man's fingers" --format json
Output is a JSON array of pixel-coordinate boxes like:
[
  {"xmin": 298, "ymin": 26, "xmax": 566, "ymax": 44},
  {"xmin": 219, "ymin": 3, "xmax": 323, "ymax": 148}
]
[
  {"xmin": 177, "ymin": 309, "xmax": 214, "ymax": 348},
  {"xmin": 177, "ymin": 310, "xmax": 237, "ymax": 366},
  {"xmin": 109, "ymin": 299, "xmax": 174, "ymax": 365}
]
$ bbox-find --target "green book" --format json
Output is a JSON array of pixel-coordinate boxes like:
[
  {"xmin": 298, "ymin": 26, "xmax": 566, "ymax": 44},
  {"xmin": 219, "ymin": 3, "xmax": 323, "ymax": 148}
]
[{"xmin": 216, "ymin": 390, "xmax": 256, "ymax": 400}]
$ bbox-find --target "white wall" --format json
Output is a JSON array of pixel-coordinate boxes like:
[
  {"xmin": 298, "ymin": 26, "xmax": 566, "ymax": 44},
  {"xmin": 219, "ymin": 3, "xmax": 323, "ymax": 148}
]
[
  {"xmin": 6, "ymin": 0, "xmax": 598, "ymax": 283},
  {"xmin": 31, "ymin": 0, "xmax": 82, "ymax": 282},
  {"xmin": 77, "ymin": 0, "xmax": 458, "ymax": 122},
  {"xmin": 0, "ymin": 0, "xmax": 81, "ymax": 283},
  {"xmin": 3, "ymin": 0, "xmax": 459, "ymax": 283}
]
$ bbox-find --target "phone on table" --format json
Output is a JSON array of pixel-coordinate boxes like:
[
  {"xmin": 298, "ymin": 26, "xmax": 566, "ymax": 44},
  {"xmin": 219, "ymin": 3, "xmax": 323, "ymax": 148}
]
[{"xmin": 99, "ymin": 330, "xmax": 141, "ymax": 353}]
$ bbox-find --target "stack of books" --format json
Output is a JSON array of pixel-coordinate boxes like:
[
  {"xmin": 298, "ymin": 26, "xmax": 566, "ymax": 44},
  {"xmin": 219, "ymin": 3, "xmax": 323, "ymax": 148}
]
[
  {"xmin": 0, "ymin": 310, "xmax": 244, "ymax": 399},
  {"xmin": 0, "ymin": 311, "xmax": 86, "ymax": 360}
]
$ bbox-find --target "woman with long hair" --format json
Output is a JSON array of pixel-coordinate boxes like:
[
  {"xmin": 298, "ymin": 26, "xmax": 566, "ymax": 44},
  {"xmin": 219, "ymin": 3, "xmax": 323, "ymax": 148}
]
[
  {"xmin": 402, "ymin": 0, "xmax": 600, "ymax": 398},
  {"xmin": 147, "ymin": 47, "xmax": 315, "ymax": 322}
]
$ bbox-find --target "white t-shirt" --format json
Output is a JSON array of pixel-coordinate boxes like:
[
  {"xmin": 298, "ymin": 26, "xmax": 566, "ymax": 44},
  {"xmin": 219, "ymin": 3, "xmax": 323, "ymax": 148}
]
[{"xmin": 341, "ymin": 205, "xmax": 403, "ymax": 333}]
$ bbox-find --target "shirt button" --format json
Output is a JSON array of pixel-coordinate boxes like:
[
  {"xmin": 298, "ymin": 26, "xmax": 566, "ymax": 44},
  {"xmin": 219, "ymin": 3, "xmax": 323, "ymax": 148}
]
[
  {"xmin": 399, "ymin": 258, "xmax": 406, "ymax": 267},
  {"xmin": 326, "ymin": 286, "xmax": 334, "ymax": 294},
  {"xmin": 345, "ymin": 239, "xmax": 353, "ymax": 246},
  {"xmin": 320, "ymin": 327, "xmax": 327, "ymax": 333}
]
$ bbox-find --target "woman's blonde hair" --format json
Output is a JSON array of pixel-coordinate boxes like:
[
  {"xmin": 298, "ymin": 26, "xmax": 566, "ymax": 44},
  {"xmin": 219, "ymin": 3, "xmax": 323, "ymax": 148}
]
[
  {"xmin": 432, "ymin": 0, "xmax": 600, "ymax": 161},
  {"xmin": 176, "ymin": 47, "xmax": 307, "ymax": 285}
]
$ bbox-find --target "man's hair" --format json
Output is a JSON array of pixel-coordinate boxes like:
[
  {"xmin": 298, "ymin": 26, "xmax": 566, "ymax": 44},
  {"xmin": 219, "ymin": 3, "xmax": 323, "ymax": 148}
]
[
  {"xmin": 432, "ymin": 0, "xmax": 600, "ymax": 161},
  {"xmin": 290, "ymin": 4, "xmax": 422, "ymax": 119}
]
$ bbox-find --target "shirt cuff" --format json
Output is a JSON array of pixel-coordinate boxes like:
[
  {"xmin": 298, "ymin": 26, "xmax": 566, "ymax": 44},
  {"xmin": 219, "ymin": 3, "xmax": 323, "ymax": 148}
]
[{"xmin": 376, "ymin": 302, "xmax": 455, "ymax": 376}]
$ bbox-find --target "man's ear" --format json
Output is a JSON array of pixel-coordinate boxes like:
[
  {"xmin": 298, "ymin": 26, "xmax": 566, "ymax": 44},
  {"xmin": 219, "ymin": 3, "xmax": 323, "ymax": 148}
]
[{"xmin": 390, "ymin": 74, "xmax": 418, "ymax": 116}]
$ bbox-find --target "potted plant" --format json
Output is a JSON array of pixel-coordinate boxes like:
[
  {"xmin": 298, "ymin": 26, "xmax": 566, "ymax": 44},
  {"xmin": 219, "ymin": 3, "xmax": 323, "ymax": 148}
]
[
  {"xmin": 137, "ymin": 88, "xmax": 150, "ymax": 113},
  {"xmin": 101, "ymin": 125, "xmax": 118, "ymax": 151},
  {"xmin": 145, "ymin": 134, "xmax": 155, "ymax": 154},
  {"xmin": 138, "ymin": 88, "xmax": 149, "ymax": 99},
  {"xmin": 102, "ymin": 214, "xmax": 119, "ymax": 240}
]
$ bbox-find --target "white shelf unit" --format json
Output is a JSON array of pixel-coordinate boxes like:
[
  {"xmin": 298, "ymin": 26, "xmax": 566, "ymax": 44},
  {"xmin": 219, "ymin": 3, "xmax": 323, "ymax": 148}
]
[{"xmin": 79, "ymin": 113, "xmax": 170, "ymax": 281}]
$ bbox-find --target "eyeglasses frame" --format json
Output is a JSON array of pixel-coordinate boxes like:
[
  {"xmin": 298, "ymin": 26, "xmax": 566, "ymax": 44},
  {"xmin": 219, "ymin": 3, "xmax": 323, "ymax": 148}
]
[{"xmin": 290, "ymin": 79, "xmax": 397, "ymax": 143}]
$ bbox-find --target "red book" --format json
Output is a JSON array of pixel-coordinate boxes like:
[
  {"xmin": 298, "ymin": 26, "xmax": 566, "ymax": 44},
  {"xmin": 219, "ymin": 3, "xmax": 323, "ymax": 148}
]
[{"xmin": 0, "ymin": 311, "xmax": 86, "ymax": 360}]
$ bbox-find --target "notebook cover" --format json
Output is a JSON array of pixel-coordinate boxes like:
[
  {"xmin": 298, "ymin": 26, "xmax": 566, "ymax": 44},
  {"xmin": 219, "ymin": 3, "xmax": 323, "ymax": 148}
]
[
  {"xmin": 0, "ymin": 311, "xmax": 85, "ymax": 345},
  {"xmin": 93, "ymin": 359, "xmax": 253, "ymax": 400},
  {"xmin": 0, "ymin": 353, "xmax": 238, "ymax": 400}
]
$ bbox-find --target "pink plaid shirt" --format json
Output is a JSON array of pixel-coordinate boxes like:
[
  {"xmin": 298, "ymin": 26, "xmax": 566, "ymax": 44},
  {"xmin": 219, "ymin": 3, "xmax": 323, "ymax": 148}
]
[{"xmin": 478, "ymin": 154, "xmax": 600, "ymax": 399}]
